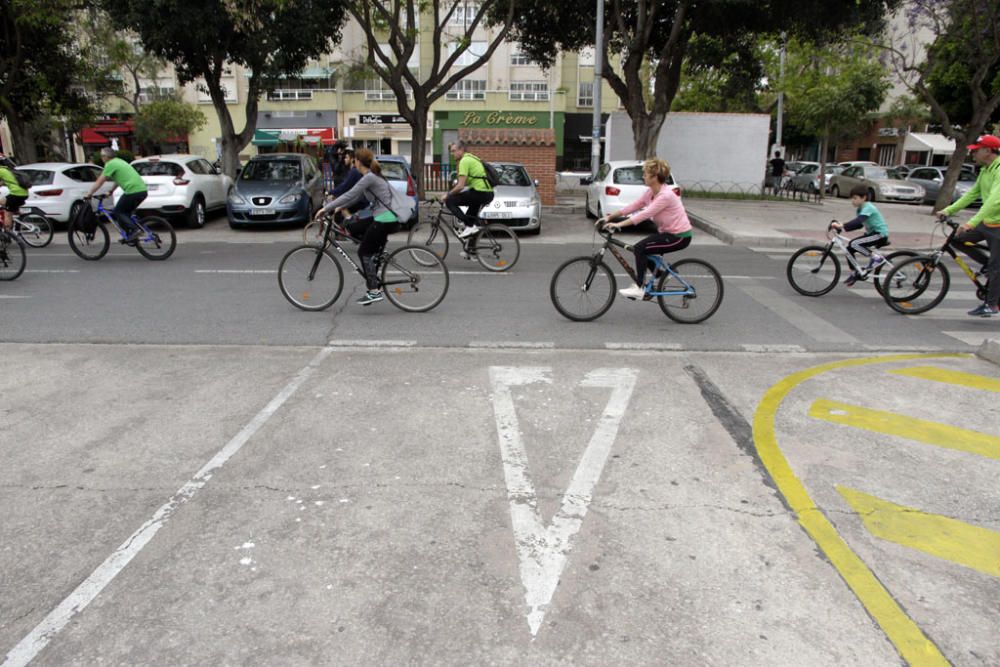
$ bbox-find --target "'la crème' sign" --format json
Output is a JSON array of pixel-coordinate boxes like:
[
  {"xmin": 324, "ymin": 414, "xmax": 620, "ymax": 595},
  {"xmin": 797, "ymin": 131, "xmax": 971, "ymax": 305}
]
[{"xmin": 460, "ymin": 111, "xmax": 540, "ymax": 127}]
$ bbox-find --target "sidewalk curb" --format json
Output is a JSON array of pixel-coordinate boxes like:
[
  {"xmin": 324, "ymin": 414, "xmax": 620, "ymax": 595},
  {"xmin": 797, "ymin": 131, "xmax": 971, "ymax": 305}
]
[
  {"xmin": 687, "ymin": 211, "xmax": 814, "ymax": 248},
  {"xmin": 976, "ymin": 339, "xmax": 1000, "ymax": 366}
]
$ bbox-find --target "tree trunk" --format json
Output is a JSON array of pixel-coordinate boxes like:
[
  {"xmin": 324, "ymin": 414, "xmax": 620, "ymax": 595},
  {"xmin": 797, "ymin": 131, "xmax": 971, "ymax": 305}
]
[
  {"xmin": 5, "ymin": 110, "xmax": 39, "ymax": 164},
  {"xmin": 935, "ymin": 144, "xmax": 971, "ymax": 211},
  {"xmin": 409, "ymin": 107, "xmax": 429, "ymax": 200},
  {"xmin": 212, "ymin": 97, "xmax": 244, "ymax": 180},
  {"xmin": 817, "ymin": 131, "xmax": 829, "ymax": 202},
  {"xmin": 631, "ymin": 111, "xmax": 667, "ymax": 160}
]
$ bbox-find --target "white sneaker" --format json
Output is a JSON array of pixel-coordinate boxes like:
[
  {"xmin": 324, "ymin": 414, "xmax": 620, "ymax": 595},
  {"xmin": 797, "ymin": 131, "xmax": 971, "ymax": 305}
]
[
  {"xmin": 457, "ymin": 224, "xmax": 481, "ymax": 239},
  {"xmin": 618, "ymin": 284, "xmax": 646, "ymax": 300}
]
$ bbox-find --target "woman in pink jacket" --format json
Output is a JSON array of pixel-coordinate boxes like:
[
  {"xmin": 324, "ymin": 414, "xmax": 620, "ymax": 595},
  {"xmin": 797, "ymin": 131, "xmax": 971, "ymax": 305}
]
[{"xmin": 600, "ymin": 158, "xmax": 693, "ymax": 300}]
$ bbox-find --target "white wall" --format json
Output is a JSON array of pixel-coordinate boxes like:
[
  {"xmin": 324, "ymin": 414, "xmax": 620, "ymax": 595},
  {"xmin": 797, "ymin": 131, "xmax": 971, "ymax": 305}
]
[{"xmin": 606, "ymin": 112, "xmax": 771, "ymax": 192}]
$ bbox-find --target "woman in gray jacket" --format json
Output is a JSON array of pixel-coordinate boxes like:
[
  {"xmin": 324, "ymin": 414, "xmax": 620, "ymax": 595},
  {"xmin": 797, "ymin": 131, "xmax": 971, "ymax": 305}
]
[{"xmin": 315, "ymin": 147, "xmax": 400, "ymax": 305}]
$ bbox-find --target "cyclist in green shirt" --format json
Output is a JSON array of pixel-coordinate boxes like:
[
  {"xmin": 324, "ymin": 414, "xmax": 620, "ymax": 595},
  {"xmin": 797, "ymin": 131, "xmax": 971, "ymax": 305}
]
[
  {"xmin": 85, "ymin": 147, "xmax": 148, "ymax": 241},
  {"xmin": 0, "ymin": 154, "xmax": 29, "ymax": 232},
  {"xmin": 444, "ymin": 140, "xmax": 494, "ymax": 238}
]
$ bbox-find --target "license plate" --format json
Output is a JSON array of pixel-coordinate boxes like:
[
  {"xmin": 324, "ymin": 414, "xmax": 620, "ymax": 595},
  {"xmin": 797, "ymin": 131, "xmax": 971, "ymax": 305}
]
[
  {"xmin": 147, "ymin": 184, "xmax": 160, "ymax": 191},
  {"xmin": 481, "ymin": 210, "xmax": 512, "ymax": 219},
  {"xmin": 251, "ymin": 208, "xmax": 275, "ymax": 216}
]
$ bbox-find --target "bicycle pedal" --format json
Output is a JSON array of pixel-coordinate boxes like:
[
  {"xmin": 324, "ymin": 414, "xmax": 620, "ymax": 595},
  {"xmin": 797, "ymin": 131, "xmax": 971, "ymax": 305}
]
[{"xmin": 460, "ymin": 251, "xmax": 470, "ymax": 259}]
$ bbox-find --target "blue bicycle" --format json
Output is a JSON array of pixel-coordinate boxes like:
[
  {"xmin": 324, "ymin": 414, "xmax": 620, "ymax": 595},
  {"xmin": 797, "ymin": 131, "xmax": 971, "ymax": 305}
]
[
  {"xmin": 550, "ymin": 220, "xmax": 724, "ymax": 322},
  {"xmin": 67, "ymin": 193, "xmax": 176, "ymax": 261}
]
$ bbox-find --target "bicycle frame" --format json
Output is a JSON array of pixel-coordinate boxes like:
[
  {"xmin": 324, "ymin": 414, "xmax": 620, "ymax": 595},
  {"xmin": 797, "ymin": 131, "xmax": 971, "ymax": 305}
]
[
  {"xmin": 594, "ymin": 228, "xmax": 697, "ymax": 297},
  {"xmin": 819, "ymin": 230, "xmax": 890, "ymax": 275},
  {"xmin": 310, "ymin": 216, "xmax": 409, "ymax": 290},
  {"xmin": 93, "ymin": 197, "xmax": 148, "ymax": 239},
  {"xmin": 928, "ymin": 221, "xmax": 989, "ymax": 290}
]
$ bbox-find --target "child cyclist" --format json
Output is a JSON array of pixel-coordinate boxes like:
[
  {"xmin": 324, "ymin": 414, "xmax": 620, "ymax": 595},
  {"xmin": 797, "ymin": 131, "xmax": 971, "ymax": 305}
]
[
  {"xmin": 599, "ymin": 158, "xmax": 693, "ymax": 300},
  {"xmin": 831, "ymin": 185, "xmax": 890, "ymax": 287}
]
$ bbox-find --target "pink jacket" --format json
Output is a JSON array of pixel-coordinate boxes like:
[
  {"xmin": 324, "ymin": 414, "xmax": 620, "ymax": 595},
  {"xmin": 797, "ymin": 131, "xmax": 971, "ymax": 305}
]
[{"xmin": 619, "ymin": 186, "xmax": 692, "ymax": 235}]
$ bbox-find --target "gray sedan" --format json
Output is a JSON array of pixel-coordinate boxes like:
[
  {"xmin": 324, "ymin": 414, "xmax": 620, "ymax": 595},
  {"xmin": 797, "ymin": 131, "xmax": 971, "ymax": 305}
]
[
  {"xmin": 828, "ymin": 165, "xmax": 925, "ymax": 204},
  {"xmin": 905, "ymin": 166, "xmax": 976, "ymax": 204},
  {"xmin": 479, "ymin": 162, "xmax": 542, "ymax": 233}
]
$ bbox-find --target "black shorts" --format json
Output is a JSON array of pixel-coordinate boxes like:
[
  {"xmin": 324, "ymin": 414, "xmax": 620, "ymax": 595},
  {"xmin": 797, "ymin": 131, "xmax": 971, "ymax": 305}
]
[{"xmin": 3, "ymin": 194, "xmax": 26, "ymax": 213}]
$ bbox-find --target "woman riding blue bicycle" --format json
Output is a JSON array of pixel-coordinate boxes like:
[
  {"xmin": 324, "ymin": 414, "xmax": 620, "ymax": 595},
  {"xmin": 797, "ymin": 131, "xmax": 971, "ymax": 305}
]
[{"xmin": 598, "ymin": 158, "xmax": 693, "ymax": 300}]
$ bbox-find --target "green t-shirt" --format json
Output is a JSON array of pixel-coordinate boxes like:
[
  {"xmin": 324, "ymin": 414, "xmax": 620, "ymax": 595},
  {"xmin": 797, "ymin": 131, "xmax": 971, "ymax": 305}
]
[
  {"xmin": 858, "ymin": 201, "xmax": 888, "ymax": 236},
  {"xmin": 0, "ymin": 167, "xmax": 28, "ymax": 197},
  {"xmin": 458, "ymin": 154, "xmax": 492, "ymax": 193},
  {"xmin": 102, "ymin": 158, "xmax": 147, "ymax": 195}
]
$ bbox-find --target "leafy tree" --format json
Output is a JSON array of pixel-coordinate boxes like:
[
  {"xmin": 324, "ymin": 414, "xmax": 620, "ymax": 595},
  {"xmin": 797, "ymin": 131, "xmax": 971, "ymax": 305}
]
[
  {"xmin": 1, "ymin": 0, "xmax": 103, "ymax": 161},
  {"xmin": 103, "ymin": 0, "xmax": 349, "ymax": 177},
  {"xmin": 782, "ymin": 37, "xmax": 889, "ymax": 198},
  {"xmin": 135, "ymin": 98, "xmax": 207, "ymax": 154},
  {"xmin": 672, "ymin": 35, "xmax": 768, "ymax": 114},
  {"xmin": 506, "ymin": 0, "xmax": 897, "ymax": 161},
  {"xmin": 84, "ymin": 11, "xmax": 168, "ymax": 114},
  {"xmin": 343, "ymin": 0, "xmax": 516, "ymax": 198},
  {"xmin": 878, "ymin": 0, "xmax": 1000, "ymax": 208}
]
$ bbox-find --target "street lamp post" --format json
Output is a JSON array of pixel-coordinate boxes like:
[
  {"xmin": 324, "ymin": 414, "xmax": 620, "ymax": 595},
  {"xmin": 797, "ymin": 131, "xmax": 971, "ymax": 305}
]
[{"xmin": 590, "ymin": 0, "xmax": 604, "ymax": 176}]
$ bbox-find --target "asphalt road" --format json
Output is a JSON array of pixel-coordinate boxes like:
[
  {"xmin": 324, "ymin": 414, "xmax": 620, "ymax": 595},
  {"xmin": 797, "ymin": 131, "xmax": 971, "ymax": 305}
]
[{"xmin": 1, "ymin": 210, "xmax": 998, "ymax": 666}]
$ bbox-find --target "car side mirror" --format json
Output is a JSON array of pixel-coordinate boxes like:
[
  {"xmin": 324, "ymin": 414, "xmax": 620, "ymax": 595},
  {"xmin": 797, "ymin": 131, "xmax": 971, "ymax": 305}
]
[
  {"xmin": 580, "ymin": 177, "xmax": 592, "ymax": 185},
  {"xmin": 533, "ymin": 179, "xmax": 539, "ymax": 187}
]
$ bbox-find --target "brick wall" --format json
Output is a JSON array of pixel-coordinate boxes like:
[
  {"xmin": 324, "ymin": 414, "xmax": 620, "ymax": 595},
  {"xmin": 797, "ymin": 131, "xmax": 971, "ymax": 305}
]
[{"xmin": 458, "ymin": 129, "xmax": 556, "ymax": 205}]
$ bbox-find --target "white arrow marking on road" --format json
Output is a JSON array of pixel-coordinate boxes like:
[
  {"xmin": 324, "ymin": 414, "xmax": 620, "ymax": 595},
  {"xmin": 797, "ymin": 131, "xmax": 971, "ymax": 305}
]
[{"xmin": 489, "ymin": 366, "xmax": 637, "ymax": 637}]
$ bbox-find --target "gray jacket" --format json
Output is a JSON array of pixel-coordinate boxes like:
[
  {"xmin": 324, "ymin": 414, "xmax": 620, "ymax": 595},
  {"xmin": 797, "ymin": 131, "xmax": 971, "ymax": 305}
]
[{"xmin": 322, "ymin": 171, "xmax": 395, "ymax": 219}]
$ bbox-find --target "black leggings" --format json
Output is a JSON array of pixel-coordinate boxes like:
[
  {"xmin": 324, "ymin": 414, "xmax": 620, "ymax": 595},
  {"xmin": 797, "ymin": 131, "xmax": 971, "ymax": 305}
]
[
  {"xmin": 446, "ymin": 189, "xmax": 494, "ymax": 226},
  {"xmin": 113, "ymin": 191, "xmax": 147, "ymax": 231},
  {"xmin": 846, "ymin": 232, "xmax": 889, "ymax": 259},
  {"xmin": 633, "ymin": 232, "xmax": 692, "ymax": 286},
  {"xmin": 954, "ymin": 225, "xmax": 999, "ymax": 306},
  {"xmin": 347, "ymin": 217, "xmax": 400, "ymax": 289}
]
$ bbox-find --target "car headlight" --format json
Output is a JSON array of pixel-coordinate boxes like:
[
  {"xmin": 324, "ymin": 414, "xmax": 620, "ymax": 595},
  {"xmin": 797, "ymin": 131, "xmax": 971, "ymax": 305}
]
[
  {"xmin": 228, "ymin": 192, "xmax": 247, "ymax": 205},
  {"xmin": 278, "ymin": 193, "xmax": 302, "ymax": 204},
  {"xmin": 880, "ymin": 186, "xmax": 897, "ymax": 194}
]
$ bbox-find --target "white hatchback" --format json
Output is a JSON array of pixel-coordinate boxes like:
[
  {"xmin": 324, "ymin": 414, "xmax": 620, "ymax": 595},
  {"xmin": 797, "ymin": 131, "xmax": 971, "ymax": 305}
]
[
  {"xmin": 584, "ymin": 160, "xmax": 681, "ymax": 221},
  {"xmin": 127, "ymin": 155, "xmax": 234, "ymax": 228},
  {"xmin": 14, "ymin": 163, "xmax": 106, "ymax": 223}
]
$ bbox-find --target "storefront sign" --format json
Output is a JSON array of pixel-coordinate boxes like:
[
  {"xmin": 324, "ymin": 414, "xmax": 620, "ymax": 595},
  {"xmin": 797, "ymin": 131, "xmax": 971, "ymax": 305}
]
[
  {"xmin": 359, "ymin": 114, "xmax": 407, "ymax": 125},
  {"xmin": 459, "ymin": 111, "xmax": 540, "ymax": 127}
]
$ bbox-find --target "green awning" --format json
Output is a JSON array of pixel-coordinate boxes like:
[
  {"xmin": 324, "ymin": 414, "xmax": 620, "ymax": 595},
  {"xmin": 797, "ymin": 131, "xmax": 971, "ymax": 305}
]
[
  {"xmin": 299, "ymin": 65, "xmax": 332, "ymax": 79},
  {"xmin": 252, "ymin": 129, "xmax": 280, "ymax": 146}
]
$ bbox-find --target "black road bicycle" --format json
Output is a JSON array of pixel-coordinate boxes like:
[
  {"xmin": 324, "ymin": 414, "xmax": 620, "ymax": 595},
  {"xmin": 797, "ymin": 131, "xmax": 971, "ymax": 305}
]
[
  {"xmin": 406, "ymin": 199, "xmax": 520, "ymax": 272},
  {"xmin": 0, "ymin": 227, "xmax": 26, "ymax": 280}
]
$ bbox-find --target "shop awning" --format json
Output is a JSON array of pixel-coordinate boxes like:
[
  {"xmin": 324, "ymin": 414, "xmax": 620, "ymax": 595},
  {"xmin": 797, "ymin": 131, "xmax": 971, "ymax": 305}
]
[
  {"xmin": 93, "ymin": 120, "xmax": 134, "ymax": 136},
  {"xmin": 80, "ymin": 128, "xmax": 110, "ymax": 145},
  {"xmin": 276, "ymin": 128, "xmax": 335, "ymax": 143},
  {"xmin": 252, "ymin": 129, "xmax": 280, "ymax": 146},
  {"xmin": 903, "ymin": 132, "xmax": 956, "ymax": 155}
]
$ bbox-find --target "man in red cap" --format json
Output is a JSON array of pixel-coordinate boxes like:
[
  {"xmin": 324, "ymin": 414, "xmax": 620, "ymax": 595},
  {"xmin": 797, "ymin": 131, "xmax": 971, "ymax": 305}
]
[{"xmin": 937, "ymin": 134, "xmax": 1000, "ymax": 317}]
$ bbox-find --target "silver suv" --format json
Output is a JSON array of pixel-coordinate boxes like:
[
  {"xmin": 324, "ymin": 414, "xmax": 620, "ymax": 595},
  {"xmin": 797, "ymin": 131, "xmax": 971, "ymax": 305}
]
[{"xmin": 129, "ymin": 155, "xmax": 234, "ymax": 228}]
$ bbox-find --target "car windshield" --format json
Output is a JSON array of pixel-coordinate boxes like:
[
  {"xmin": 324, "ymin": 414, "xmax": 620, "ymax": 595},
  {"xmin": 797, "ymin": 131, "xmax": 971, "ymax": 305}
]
[
  {"xmin": 613, "ymin": 167, "xmax": 644, "ymax": 185},
  {"xmin": 241, "ymin": 160, "xmax": 301, "ymax": 181},
  {"xmin": 133, "ymin": 162, "xmax": 184, "ymax": 177},
  {"xmin": 379, "ymin": 161, "xmax": 407, "ymax": 181},
  {"xmin": 20, "ymin": 169, "xmax": 54, "ymax": 186},
  {"xmin": 825, "ymin": 165, "xmax": 844, "ymax": 174},
  {"xmin": 865, "ymin": 168, "xmax": 891, "ymax": 179},
  {"xmin": 495, "ymin": 164, "xmax": 531, "ymax": 187},
  {"xmin": 959, "ymin": 170, "xmax": 976, "ymax": 181}
]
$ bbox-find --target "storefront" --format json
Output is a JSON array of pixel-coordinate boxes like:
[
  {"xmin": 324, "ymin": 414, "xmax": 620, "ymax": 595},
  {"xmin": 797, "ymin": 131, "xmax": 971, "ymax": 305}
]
[
  {"xmin": 253, "ymin": 110, "xmax": 338, "ymax": 160},
  {"xmin": 79, "ymin": 116, "xmax": 136, "ymax": 156},
  {"xmin": 342, "ymin": 113, "xmax": 432, "ymax": 165},
  {"xmin": 433, "ymin": 110, "xmax": 565, "ymax": 167}
]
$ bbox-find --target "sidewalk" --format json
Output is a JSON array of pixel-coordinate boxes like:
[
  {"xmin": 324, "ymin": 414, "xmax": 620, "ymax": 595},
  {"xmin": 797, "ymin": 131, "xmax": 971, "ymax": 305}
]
[{"xmin": 684, "ymin": 197, "xmax": 964, "ymax": 250}]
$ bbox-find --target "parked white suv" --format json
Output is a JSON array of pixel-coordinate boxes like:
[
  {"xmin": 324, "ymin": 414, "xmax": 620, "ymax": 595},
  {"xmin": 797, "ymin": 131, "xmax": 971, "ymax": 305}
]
[{"xmin": 128, "ymin": 155, "xmax": 233, "ymax": 228}]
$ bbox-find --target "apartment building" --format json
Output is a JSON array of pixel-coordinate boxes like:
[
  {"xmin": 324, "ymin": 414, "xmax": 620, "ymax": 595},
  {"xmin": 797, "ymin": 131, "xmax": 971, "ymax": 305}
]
[{"xmin": 76, "ymin": 14, "xmax": 619, "ymax": 172}]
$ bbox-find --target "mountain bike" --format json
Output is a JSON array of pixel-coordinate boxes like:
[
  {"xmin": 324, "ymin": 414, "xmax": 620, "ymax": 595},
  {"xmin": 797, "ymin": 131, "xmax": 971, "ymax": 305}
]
[
  {"xmin": 550, "ymin": 220, "xmax": 724, "ymax": 322},
  {"xmin": 406, "ymin": 199, "xmax": 519, "ymax": 272},
  {"xmin": 67, "ymin": 194, "xmax": 176, "ymax": 261},
  {"xmin": 278, "ymin": 213, "xmax": 449, "ymax": 312},
  {"xmin": 10, "ymin": 209, "xmax": 54, "ymax": 248},
  {"xmin": 0, "ymin": 227, "xmax": 26, "ymax": 280},
  {"xmin": 786, "ymin": 222, "xmax": 919, "ymax": 297},
  {"xmin": 881, "ymin": 217, "xmax": 991, "ymax": 315}
]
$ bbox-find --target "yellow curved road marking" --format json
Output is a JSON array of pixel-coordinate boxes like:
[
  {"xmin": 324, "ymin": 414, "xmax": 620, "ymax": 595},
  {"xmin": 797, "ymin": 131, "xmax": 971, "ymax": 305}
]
[
  {"xmin": 837, "ymin": 486, "xmax": 1000, "ymax": 579},
  {"xmin": 809, "ymin": 399, "xmax": 1000, "ymax": 461},
  {"xmin": 753, "ymin": 353, "xmax": 967, "ymax": 666},
  {"xmin": 890, "ymin": 366, "xmax": 1000, "ymax": 393}
]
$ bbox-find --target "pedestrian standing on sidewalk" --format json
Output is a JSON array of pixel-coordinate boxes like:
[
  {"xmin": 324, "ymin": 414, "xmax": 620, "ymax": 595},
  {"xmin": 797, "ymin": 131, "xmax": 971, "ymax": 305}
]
[
  {"xmin": 935, "ymin": 134, "xmax": 1000, "ymax": 318},
  {"xmin": 767, "ymin": 151, "xmax": 787, "ymax": 195},
  {"xmin": 831, "ymin": 185, "xmax": 890, "ymax": 287}
]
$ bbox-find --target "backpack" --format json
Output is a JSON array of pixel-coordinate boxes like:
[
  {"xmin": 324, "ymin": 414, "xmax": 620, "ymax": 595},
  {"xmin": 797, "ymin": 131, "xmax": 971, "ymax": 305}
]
[
  {"xmin": 373, "ymin": 176, "xmax": 417, "ymax": 224},
  {"xmin": 11, "ymin": 169, "xmax": 31, "ymax": 190},
  {"xmin": 468, "ymin": 154, "xmax": 500, "ymax": 189},
  {"xmin": 72, "ymin": 199, "xmax": 98, "ymax": 236}
]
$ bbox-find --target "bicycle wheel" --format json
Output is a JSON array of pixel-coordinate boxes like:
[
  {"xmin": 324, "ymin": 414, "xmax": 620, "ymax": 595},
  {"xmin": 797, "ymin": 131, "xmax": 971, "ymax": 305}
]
[
  {"xmin": 0, "ymin": 232, "xmax": 26, "ymax": 280},
  {"xmin": 18, "ymin": 214, "xmax": 54, "ymax": 248},
  {"xmin": 786, "ymin": 245, "xmax": 841, "ymax": 296},
  {"xmin": 380, "ymin": 245, "xmax": 449, "ymax": 312},
  {"xmin": 278, "ymin": 245, "xmax": 343, "ymax": 311},
  {"xmin": 550, "ymin": 257, "xmax": 616, "ymax": 322},
  {"xmin": 134, "ymin": 216, "xmax": 176, "ymax": 260},
  {"xmin": 872, "ymin": 250, "xmax": 918, "ymax": 296},
  {"xmin": 473, "ymin": 223, "xmax": 519, "ymax": 272},
  {"xmin": 406, "ymin": 218, "xmax": 449, "ymax": 265},
  {"xmin": 68, "ymin": 220, "xmax": 110, "ymax": 260},
  {"xmin": 657, "ymin": 258, "xmax": 724, "ymax": 323},
  {"xmin": 882, "ymin": 256, "xmax": 950, "ymax": 315}
]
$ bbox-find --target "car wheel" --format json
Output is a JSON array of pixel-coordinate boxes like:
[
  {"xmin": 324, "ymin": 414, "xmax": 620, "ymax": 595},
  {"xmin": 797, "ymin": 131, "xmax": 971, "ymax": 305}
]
[
  {"xmin": 187, "ymin": 196, "xmax": 206, "ymax": 229},
  {"xmin": 867, "ymin": 188, "xmax": 877, "ymax": 203},
  {"xmin": 831, "ymin": 185, "xmax": 840, "ymax": 198},
  {"xmin": 585, "ymin": 193, "xmax": 596, "ymax": 219}
]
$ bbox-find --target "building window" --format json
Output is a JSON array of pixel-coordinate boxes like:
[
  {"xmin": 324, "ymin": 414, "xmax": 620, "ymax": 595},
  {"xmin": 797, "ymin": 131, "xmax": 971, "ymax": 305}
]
[
  {"xmin": 447, "ymin": 79, "xmax": 486, "ymax": 100},
  {"xmin": 267, "ymin": 89, "xmax": 314, "ymax": 101},
  {"xmin": 197, "ymin": 81, "xmax": 237, "ymax": 103},
  {"xmin": 447, "ymin": 2, "xmax": 481, "ymax": 26},
  {"xmin": 510, "ymin": 45, "xmax": 531, "ymax": 66},
  {"xmin": 577, "ymin": 81, "xmax": 594, "ymax": 107},
  {"xmin": 447, "ymin": 41, "xmax": 487, "ymax": 67},
  {"xmin": 509, "ymin": 81, "xmax": 549, "ymax": 101},
  {"xmin": 364, "ymin": 79, "xmax": 396, "ymax": 101},
  {"xmin": 138, "ymin": 86, "xmax": 175, "ymax": 103}
]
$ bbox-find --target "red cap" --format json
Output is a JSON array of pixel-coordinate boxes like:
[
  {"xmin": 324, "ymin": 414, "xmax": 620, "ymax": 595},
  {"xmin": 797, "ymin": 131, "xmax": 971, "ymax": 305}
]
[{"xmin": 967, "ymin": 135, "xmax": 1000, "ymax": 150}]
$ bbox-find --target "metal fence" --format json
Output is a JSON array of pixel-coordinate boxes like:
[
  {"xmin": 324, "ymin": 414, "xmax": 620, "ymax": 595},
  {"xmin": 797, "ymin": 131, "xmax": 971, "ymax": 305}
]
[
  {"xmin": 680, "ymin": 180, "xmax": 824, "ymax": 203},
  {"xmin": 418, "ymin": 163, "xmax": 454, "ymax": 192}
]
